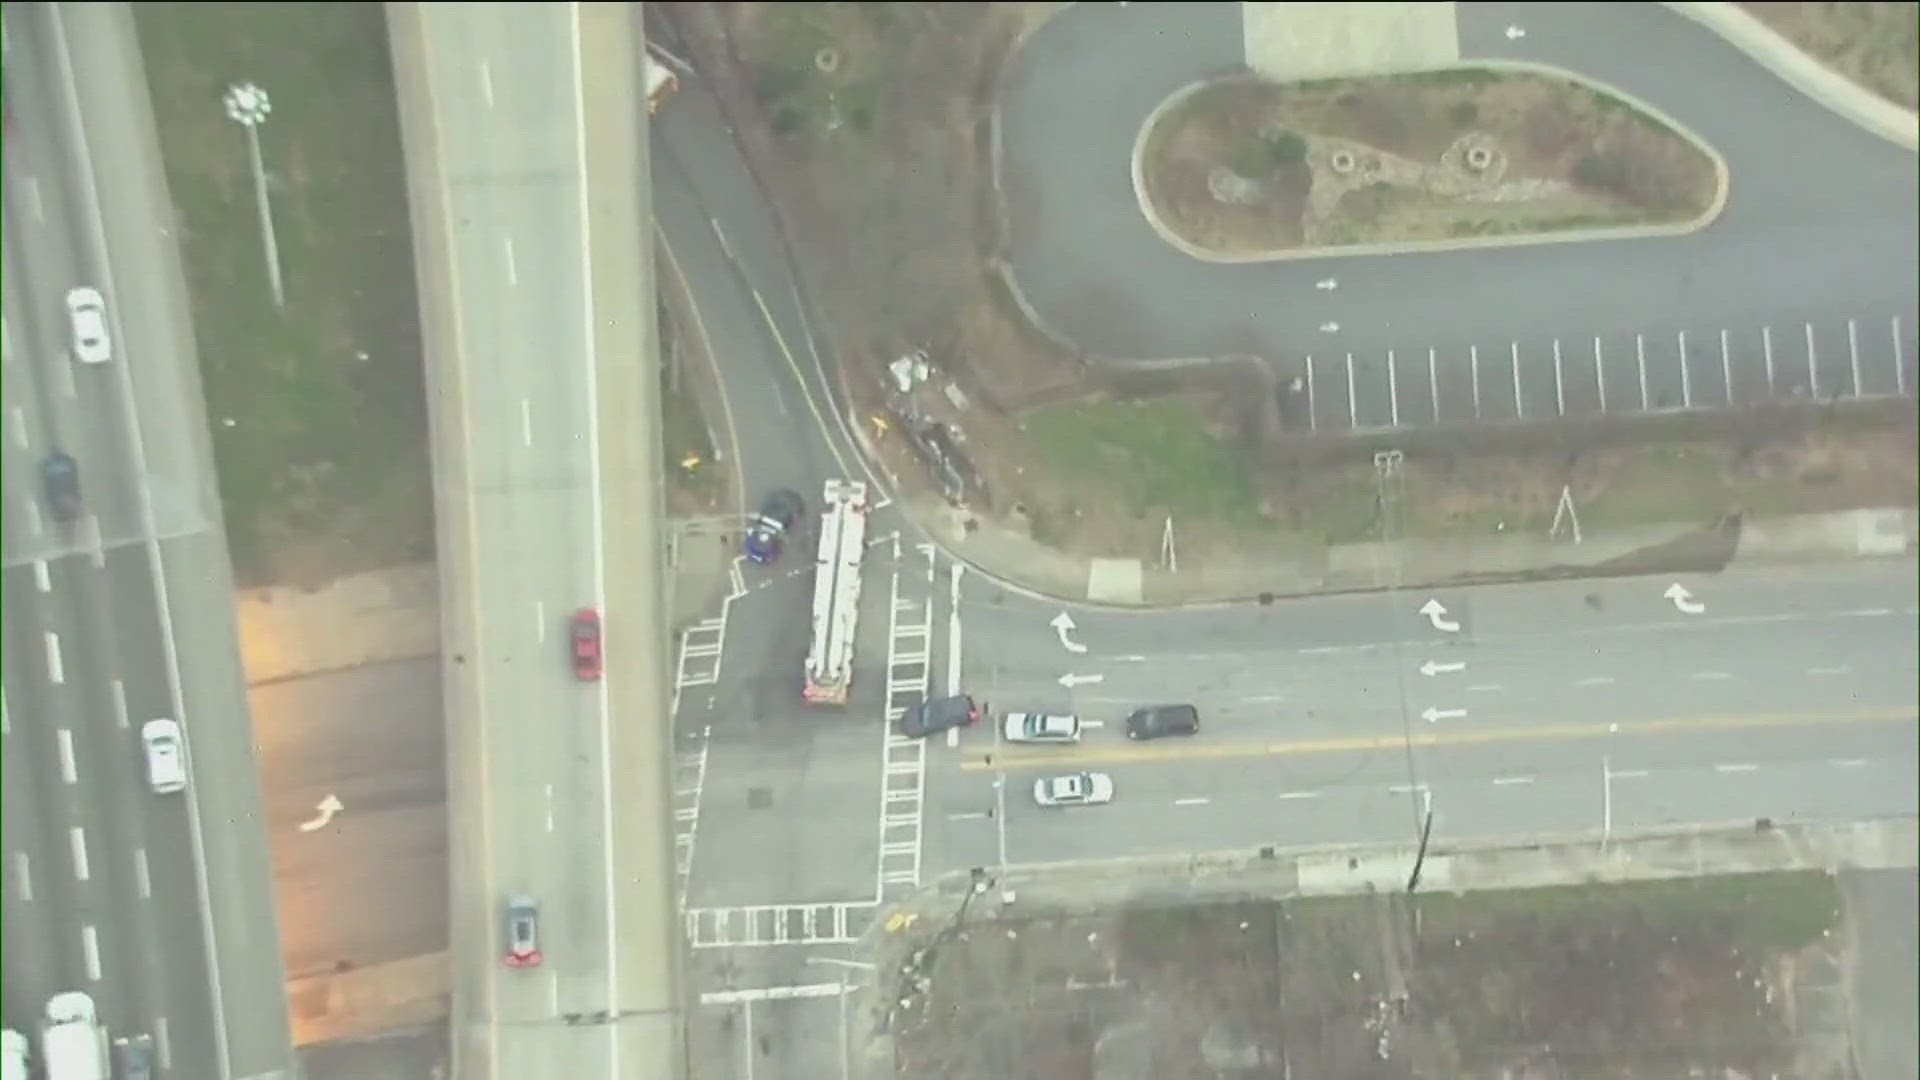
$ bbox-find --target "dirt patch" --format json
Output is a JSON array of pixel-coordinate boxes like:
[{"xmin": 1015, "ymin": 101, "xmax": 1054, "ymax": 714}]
[
  {"xmin": 1739, "ymin": 1, "xmax": 1920, "ymax": 111},
  {"xmin": 891, "ymin": 872, "xmax": 1845, "ymax": 1079},
  {"xmin": 1141, "ymin": 70, "xmax": 1721, "ymax": 256}
]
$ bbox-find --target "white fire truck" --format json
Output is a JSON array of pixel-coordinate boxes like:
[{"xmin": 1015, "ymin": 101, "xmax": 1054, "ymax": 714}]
[{"xmin": 803, "ymin": 480, "xmax": 869, "ymax": 705}]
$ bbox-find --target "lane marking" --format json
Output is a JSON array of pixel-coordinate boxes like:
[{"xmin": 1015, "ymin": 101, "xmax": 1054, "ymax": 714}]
[
  {"xmin": 33, "ymin": 559, "xmax": 51, "ymax": 592},
  {"xmin": 1575, "ymin": 676, "xmax": 1616, "ymax": 687},
  {"xmin": 1465, "ymin": 684, "xmax": 1503, "ymax": 694},
  {"xmin": 701, "ymin": 983, "xmax": 845, "ymax": 1005},
  {"xmin": 70, "ymin": 827, "xmax": 89, "ymax": 881},
  {"xmin": 1808, "ymin": 664, "xmax": 1849, "ymax": 677},
  {"xmin": 1610, "ymin": 768, "xmax": 1650, "ymax": 779},
  {"xmin": 545, "ymin": 784, "xmax": 554, "ymax": 834},
  {"xmin": 82, "ymin": 925, "xmax": 101, "ymax": 981},
  {"xmin": 480, "ymin": 60, "xmax": 495, "ymax": 107},
  {"xmin": 520, "ymin": 397, "xmax": 532, "ymax": 445},
  {"xmin": 45, "ymin": 632, "xmax": 64, "ymax": 684},
  {"xmin": 23, "ymin": 500, "xmax": 41, "ymax": 536},
  {"xmin": 946, "ymin": 811, "xmax": 986, "ymax": 821},
  {"xmin": 1492, "ymin": 775, "xmax": 1534, "ymax": 786},
  {"xmin": 1277, "ymin": 790, "xmax": 1320, "ymax": 800},
  {"xmin": 23, "ymin": 177, "xmax": 44, "ymax": 223},
  {"xmin": 1113, "ymin": 655, "xmax": 1146, "ymax": 663},
  {"xmin": 959, "ymin": 707, "xmax": 1915, "ymax": 772},
  {"xmin": 111, "ymin": 680, "xmax": 129, "ymax": 730},
  {"xmin": 1173, "ymin": 797, "xmax": 1210, "ymax": 806},
  {"xmin": 135, "ymin": 847, "xmax": 151, "ymax": 898},
  {"xmin": 1388, "ymin": 783, "xmax": 1429, "ymax": 795},
  {"xmin": 1715, "ymin": 763, "xmax": 1759, "ymax": 774},
  {"xmin": 535, "ymin": 600, "xmax": 546, "ymax": 642},
  {"xmin": 1244, "ymin": 693, "xmax": 1287, "ymax": 703},
  {"xmin": 1690, "ymin": 671, "xmax": 1732, "ymax": 681},
  {"xmin": 9, "ymin": 405, "xmax": 27, "ymax": 446},
  {"xmin": 57, "ymin": 728, "xmax": 77, "ymax": 784},
  {"xmin": 156, "ymin": 1018, "xmax": 171, "ymax": 1069},
  {"xmin": 505, "ymin": 238, "xmax": 518, "ymax": 285},
  {"xmin": 1829, "ymin": 758, "xmax": 1869, "ymax": 768},
  {"xmin": 14, "ymin": 852, "xmax": 32, "ymax": 902}
]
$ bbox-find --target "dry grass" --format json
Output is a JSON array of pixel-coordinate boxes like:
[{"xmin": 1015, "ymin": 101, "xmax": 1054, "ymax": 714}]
[
  {"xmin": 1142, "ymin": 69, "xmax": 1719, "ymax": 256},
  {"xmin": 1740, "ymin": 1, "xmax": 1920, "ymax": 110}
]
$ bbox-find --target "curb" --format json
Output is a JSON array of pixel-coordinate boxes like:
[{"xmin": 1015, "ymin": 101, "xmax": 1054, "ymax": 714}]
[{"xmin": 1129, "ymin": 62, "xmax": 1732, "ymax": 266}]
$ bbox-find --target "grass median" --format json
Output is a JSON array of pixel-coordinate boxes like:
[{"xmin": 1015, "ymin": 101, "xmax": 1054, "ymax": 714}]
[{"xmin": 135, "ymin": 2, "xmax": 432, "ymax": 586}]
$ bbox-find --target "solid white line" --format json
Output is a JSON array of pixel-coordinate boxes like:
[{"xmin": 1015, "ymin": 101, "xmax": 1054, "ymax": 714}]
[
  {"xmin": 9, "ymin": 405, "xmax": 26, "ymax": 446},
  {"xmin": 1469, "ymin": 344, "xmax": 1482, "ymax": 418},
  {"xmin": 1763, "ymin": 324, "xmax": 1777, "ymax": 394},
  {"xmin": 33, "ymin": 560, "xmax": 51, "ymax": 592},
  {"xmin": 1552, "ymin": 338, "xmax": 1565, "ymax": 416},
  {"xmin": 567, "ymin": 9, "xmax": 619, "ymax": 1064},
  {"xmin": 1344, "ymin": 352, "xmax": 1357, "ymax": 428},
  {"xmin": 1387, "ymin": 348, "xmax": 1400, "ymax": 426},
  {"xmin": 1677, "ymin": 329, "xmax": 1693, "ymax": 408},
  {"xmin": 504, "ymin": 238, "xmax": 518, "ymax": 286},
  {"xmin": 1636, "ymin": 333, "xmax": 1649, "ymax": 409},
  {"xmin": 1594, "ymin": 336, "xmax": 1606, "ymax": 412},
  {"xmin": 45, "ymin": 632, "xmax": 64, "ymax": 684},
  {"xmin": 1806, "ymin": 322, "xmax": 1819, "ymax": 397},
  {"xmin": 1807, "ymin": 664, "xmax": 1850, "ymax": 676},
  {"xmin": 1509, "ymin": 341, "xmax": 1523, "ymax": 418},
  {"xmin": 1277, "ymin": 790, "xmax": 1320, "ymax": 800},
  {"xmin": 1610, "ymin": 768, "xmax": 1650, "ymax": 780},
  {"xmin": 23, "ymin": 177, "xmax": 44, "ymax": 222},
  {"xmin": 1847, "ymin": 318, "xmax": 1862, "ymax": 397},
  {"xmin": 1173, "ymin": 797, "xmax": 1209, "ymax": 806},
  {"xmin": 702, "ymin": 983, "xmax": 845, "ymax": 1005},
  {"xmin": 57, "ymin": 729, "xmax": 77, "ymax": 785},
  {"xmin": 947, "ymin": 564, "xmax": 964, "ymax": 696},
  {"xmin": 134, "ymin": 848, "xmax": 152, "ymax": 898},
  {"xmin": 480, "ymin": 60, "xmax": 495, "ymax": 107},
  {"xmin": 520, "ymin": 397, "xmax": 532, "ymax": 445},
  {"xmin": 1720, "ymin": 327, "xmax": 1734, "ymax": 405},
  {"xmin": 1492, "ymin": 775, "xmax": 1534, "ymax": 786},
  {"xmin": 14, "ymin": 852, "xmax": 31, "ymax": 902},
  {"xmin": 1715, "ymin": 763, "xmax": 1759, "ymax": 773},
  {"xmin": 111, "ymin": 679, "xmax": 130, "ymax": 730},
  {"xmin": 70, "ymin": 827, "xmax": 89, "ymax": 882},
  {"xmin": 1894, "ymin": 316, "xmax": 1907, "ymax": 396},
  {"xmin": 1427, "ymin": 347, "xmax": 1439, "ymax": 423},
  {"xmin": 82, "ymin": 925, "xmax": 101, "ymax": 981}
]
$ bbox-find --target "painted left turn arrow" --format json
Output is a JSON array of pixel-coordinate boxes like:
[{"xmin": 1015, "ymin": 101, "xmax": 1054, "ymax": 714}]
[{"xmin": 1050, "ymin": 611, "xmax": 1087, "ymax": 654}]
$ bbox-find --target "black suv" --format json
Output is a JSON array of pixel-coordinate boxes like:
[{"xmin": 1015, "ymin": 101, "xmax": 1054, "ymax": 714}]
[
  {"xmin": 40, "ymin": 451, "xmax": 82, "ymax": 523},
  {"xmin": 896, "ymin": 694, "xmax": 979, "ymax": 739},
  {"xmin": 1124, "ymin": 704, "xmax": 1200, "ymax": 741}
]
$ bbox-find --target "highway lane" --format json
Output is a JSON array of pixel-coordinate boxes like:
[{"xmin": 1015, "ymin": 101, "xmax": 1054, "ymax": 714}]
[
  {"xmin": 1000, "ymin": 2, "xmax": 1918, "ymax": 422},
  {"xmin": 923, "ymin": 712, "xmax": 1918, "ymax": 869}
]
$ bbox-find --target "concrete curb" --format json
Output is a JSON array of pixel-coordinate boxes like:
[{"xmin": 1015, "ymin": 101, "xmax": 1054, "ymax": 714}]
[
  {"xmin": 1130, "ymin": 62, "xmax": 1732, "ymax": 266},
  {"xmin": 1663, "ymin": 0, "xmax": 1920, "ymax": 152}
]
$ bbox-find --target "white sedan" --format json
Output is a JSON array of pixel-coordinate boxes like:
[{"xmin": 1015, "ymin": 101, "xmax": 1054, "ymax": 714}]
[
  {"xmin": 1001, "ymin": 711, "xmax": 1082, "ymax": 744},
  {"xmin": 1032, "ymin": 771, "xmax": 1114, "ymax": 808},
  {"xmin": 66, "ymin": 286, "xmax": 112, "ymax": 365}
]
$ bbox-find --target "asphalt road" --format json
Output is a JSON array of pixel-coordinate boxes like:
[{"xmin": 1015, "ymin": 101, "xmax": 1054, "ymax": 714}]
[
  {"xmin": 251, "ymin": 660, "xmax": 446, "ymax": 978},
  {"xmin": 1000, "ymin": 2, "xmax": 1919, "ymax": 428},
  {"xmin": 1, "ymin": 5, "xmax": 291, "ymax": 1078},
  {"xmin": 1843, "ymin": 867, "xmax": 1920, "ymax": 1080}
]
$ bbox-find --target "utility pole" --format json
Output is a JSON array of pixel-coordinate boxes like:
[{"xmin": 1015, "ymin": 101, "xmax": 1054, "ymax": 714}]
[{"xmin": 223, "ymin": 82, "xmax": 286, "ymax": 309}]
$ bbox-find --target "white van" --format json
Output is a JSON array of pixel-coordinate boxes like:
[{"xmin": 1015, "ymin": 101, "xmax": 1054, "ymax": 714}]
[
  {"xmin": 140, "ymin": 719, "xmax": 187, "ymax": 794},
  {"xmin": 41, "ymin": 992, "xmax": 107, "ymax": 1080},
  {"xmin": 1, "ymin": 1029, "xmax": 28, "ymax": 1080}
]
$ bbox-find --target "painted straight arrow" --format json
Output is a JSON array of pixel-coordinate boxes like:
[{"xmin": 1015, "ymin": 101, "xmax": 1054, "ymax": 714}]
[
  {"xmin": 1421, "ymin": 707, "xmax": 1466, "ymax": 724},
  {"xmin": 1419, "ymin": 660, "xmax": 1466, "ymax": 677},
  {"xmin": 1050, "ymin": 611, "xmax": 1087, "ymax": 654},
  {"xmin": 1058, "ymin": 673, "xmax": 1104, "ymax": 689}
]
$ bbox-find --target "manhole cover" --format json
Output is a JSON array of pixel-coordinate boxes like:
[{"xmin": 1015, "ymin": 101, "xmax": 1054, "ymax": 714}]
[{"xmin": 747, "ymin": 787, "xmax": 773, "ymax": 810}]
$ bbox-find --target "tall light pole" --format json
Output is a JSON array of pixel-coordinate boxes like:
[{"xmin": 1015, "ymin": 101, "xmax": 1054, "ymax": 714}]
[{"xmin": 223, "ymin": 82, "xmax": 285, "ymax": 309}]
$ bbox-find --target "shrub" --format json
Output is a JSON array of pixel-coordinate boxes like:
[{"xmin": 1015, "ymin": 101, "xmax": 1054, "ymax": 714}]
[{"xmin": 1267, "ymin": 129, "xmax": 1307, "ymax": 166}]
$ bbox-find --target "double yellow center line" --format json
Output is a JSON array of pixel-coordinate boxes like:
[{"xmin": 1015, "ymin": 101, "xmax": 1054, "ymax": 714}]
[{"xmin": 959, "ymin": 707, "xmax": 1917, "ymax": 772}]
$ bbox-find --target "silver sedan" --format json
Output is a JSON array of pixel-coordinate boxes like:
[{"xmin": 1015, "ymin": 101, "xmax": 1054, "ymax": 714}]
[
  {"xmin": 1032, "ymin": 771, "xmax": 1114, "ymax": 808},
  {"xmin": 1001, "ymin": 711, "xmax": 1082, "ymax": 744}
]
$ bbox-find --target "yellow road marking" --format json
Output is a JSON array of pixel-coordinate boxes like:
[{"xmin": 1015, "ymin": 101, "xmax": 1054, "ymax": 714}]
[{"xmin": 959, "ymin": 707, "xmax": 1916, "ymax": 772}]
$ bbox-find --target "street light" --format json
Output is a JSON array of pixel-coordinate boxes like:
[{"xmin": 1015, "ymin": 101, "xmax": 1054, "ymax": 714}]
[
  {"xmin": 807, "ymin": 957, "xmax": 876, "ymax": 1080},
  {"xmin": 222, "ymin": 81, "xmax": 286, "ymax": 308}
]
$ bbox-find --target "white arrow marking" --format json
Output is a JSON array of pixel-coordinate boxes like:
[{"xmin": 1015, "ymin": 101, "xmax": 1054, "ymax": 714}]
[
  {"xmin": 1505, "ymin": 25, "xmax": 1527, "ymax": 40},
  {"xmin": 1050, "ymin": 611, "xmax": 1087, "ymax": 654},
  {"xmin": 299, "ymin": 794, "xmax": 344, "ymax": 832},
  {"xmin": 1315, "ymin": 278, "xmax": 1338, "ymax": 291},
  {"xmin": 1058, "ymin": 672, "xmax": 1105, "ymax": 689},
  {"xmin": 1421, "ymin": 707, "xmax": 1466, "ymax": 723},
  {"xmin": 1319, "ymin": 321, "xmax": 1340, "ymax": 333},
  {"xmin": 1664, "ymin": 583, "xmax": 1705, "ymax": 615},
  {"xmin": 1419, "ymin": 660, "xmax": 1465, "ymax": 677},
  {"xmin": 1419, "ymin": 598, "xmax": 1460, "ymax": 633}
]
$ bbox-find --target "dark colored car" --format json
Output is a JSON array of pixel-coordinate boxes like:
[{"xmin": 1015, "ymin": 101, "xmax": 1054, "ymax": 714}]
[
  {"xmin": 40, "ymin": 451, "xmax": 81, "ymax": 523},
  {"xmin": 504, "ymin": 895, "xmax": 542, "ymax": 967},
  {"xmin": 113, "ymin": 1034, "xmax": 156, "ymax": 1080},
  {"xmin": 569, "ymin": 608, "xmax": 602, "ymax": 682},
  {"xmin": 743, "ymin": 488, "xmax": 804, "ymax": 564},
  {"xmin": 896, "ymin": 694, "xmax": 979, "ymax": 739},
  {"xmin": 1124, "ymin": 704, "xmax": 1200, "ymax": 741}
]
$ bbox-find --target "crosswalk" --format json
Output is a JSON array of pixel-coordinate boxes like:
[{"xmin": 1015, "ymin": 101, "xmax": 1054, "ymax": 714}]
[
  {"xmin": 879, "ymin": 566, "xmax": 933, "ymax": 899},
  {"xmin": 672, "ymin": 727, "xmax": 709, "ymax": 910},
  {"xmin": 682, "ymin": 902, "xmax": 876, "ymax": 948}
]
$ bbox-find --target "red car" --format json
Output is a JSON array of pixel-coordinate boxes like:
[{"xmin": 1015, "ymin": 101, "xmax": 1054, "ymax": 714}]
[{"xmin": 569, "ymin": 608, "xmax": 602, "ymax": 681}]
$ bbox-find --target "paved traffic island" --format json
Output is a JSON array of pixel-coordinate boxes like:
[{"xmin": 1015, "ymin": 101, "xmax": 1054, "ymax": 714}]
[
  {"xmin": 854, "ymin": 820, "xmax": 1916, "ymax": 1079},
  {"xmin": 1134, "ymin": 66, "xmax": 1727, "ymax": 264}
]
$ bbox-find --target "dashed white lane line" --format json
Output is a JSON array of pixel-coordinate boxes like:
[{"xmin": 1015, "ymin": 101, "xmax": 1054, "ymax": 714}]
[
  {"xmin": 1277, "ymin": 790, "xmax": 1320, "ymax": 800},
  {"xmin": 1610, "ymin": 768, "xmax": 1651, "ymax": 780},
  {"xmin": 44, "ymin": 632, "xmax": 64, "ymax": 684},
  {"xmin": 534, "ymin": 600, "xmax": 546, "ymax": 643},
  {"xmin": 1808, "ymin": 664, "xmax": 1850, "ymax": 677},
  {"xmin": 9, "ymin": 405, "xmax": 27, "ymax": 446},
  {"xmin": 1173, "ymin": 797, "xmax": 1210, "ymax": 806},
  {"xmin": 111, "ymin": 680, "xmax": 129, "ymax": 730},
  {"xmin": 81, "ymin": 925, "xmax": 101, "ymax": 981},
  {"xmin": 1113, "ymin": 655, "xmax": 1147, "ymax": 662},
  {"xmin": 505, "ymin": 238, "xmax": 519, "ymax": 286},
  {"xmin": 947, "ymin": 811, "xmax": 987, "ymax": 821},
  {"xmin": 1715, "ymin": 763, "xmax": 1760, "ymax": 774},
  {"xmin": 156, "ymin": 1018, "xmax": 172, "ymax": 1069},
  {"xmin": 134, "ymin": 848, "xmax": 151, "ymax": 898},
  {"xmin": 1465, "ymin": 684, "xmax": 1504, "ymax": 694},
  {"xmin": 1575, "ymin": 677, "xmax": 1615, "ymax": 686},
  {"xmin": 1491, "ymin": 775, "xmax": 1534, "ymax": 786},
  {"xmin": 1829, "ymin": 758, "xmax": 1870, "ymax": 768},
  {"xmin": 520, "ymin": 397, "xmax": 532, "ymax": 445},
  {"xmin": 57, "ymin": 728, "xmax": 77, "ymax": 785},
  {"xmin": 69, "ymin": 827, "xmax": 89, "ymax": 882},
  {"xmin": 33, "ymin": 559, "xmax": 50, "ymax": 592},
  {"xmin": 480, "ymin": 60, "xmax": 495, "ymax": 108},
  {"xmin": 14, "ymin": 853, "xmax": 32, "ymax": 902},
  {"xmin": 1691, "ymin": 671, "xmax": 1733, "ymax": 681},
  {"xmin": 1243, "ymin": 694, "xmax": 1286, "ymax": 704}
]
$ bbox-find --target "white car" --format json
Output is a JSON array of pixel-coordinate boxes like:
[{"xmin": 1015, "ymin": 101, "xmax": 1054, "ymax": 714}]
[
  {"xmin": 1001, "ymin": 711, "xmax": 1082, "ymax": 744},
  {"xmin": 1032, "ymin": 771, "xmax": 1114, "ymax": 808},
  {"xmin": 140, "ymin": 719, "xmax": 186, "ymax": 794},
  {"xmin": 66, "ymin": 286, "xmax": 112, "ymax": 365}
]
